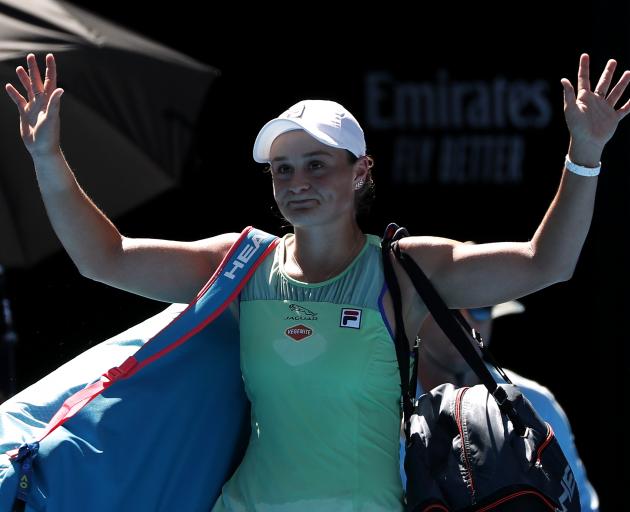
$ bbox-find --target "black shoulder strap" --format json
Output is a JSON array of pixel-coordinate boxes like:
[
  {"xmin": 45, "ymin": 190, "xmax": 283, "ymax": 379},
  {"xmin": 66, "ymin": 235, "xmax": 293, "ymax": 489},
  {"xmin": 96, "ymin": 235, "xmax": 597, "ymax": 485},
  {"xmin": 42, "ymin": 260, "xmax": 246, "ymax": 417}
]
[
  {"xmin": 382, "ymin": 223, "xmax": 525, "ymax": 434},
  {"xmin": 381, "ymin": 224, "xmax": 417, "ymax": 427}
]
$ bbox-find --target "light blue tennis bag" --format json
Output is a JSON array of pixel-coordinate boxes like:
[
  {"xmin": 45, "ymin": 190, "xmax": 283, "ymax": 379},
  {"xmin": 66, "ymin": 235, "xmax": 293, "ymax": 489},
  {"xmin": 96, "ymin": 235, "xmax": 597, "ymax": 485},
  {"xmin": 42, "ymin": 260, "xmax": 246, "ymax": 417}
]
[{"xmin": 0, "ymin": 227, "xmax": 278, "ymax": 511}]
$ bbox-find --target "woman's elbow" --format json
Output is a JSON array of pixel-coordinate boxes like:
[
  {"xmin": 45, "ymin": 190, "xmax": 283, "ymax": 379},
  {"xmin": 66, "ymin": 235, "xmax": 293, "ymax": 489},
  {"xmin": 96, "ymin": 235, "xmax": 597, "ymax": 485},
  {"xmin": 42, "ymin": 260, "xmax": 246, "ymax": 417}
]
[{"xmin": 543, "ymin": 261, "xmax": 576, "ymax": 284}]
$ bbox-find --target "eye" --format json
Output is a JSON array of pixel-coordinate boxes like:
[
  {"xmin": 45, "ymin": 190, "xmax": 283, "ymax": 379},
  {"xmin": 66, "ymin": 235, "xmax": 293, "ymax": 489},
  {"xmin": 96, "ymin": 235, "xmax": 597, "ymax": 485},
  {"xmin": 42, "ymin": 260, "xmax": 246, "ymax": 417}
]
[
  {"xmin": 309, "ymin": 160, "xmax": 325, "ymax": 171},
  {"xmin": 273, "ymin": 164, "xmax": 292, "ymax": 176}
]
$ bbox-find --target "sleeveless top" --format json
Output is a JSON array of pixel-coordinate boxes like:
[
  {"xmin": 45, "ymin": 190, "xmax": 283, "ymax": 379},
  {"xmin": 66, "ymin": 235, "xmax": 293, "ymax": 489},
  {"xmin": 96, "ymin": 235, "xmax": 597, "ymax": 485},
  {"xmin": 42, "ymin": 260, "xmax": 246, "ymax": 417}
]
[{"xmin": 211, "ymin": 233, "xmax": 404, "ymax": 511}]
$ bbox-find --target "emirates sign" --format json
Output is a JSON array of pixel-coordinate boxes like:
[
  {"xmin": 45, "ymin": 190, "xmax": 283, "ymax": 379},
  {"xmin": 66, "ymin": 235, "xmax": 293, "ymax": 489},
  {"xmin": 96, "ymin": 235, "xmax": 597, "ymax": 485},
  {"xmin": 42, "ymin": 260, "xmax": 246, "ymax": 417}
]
[{"xmin": 285, "ymin": 324, "xmax": 313, "ymax": 342}]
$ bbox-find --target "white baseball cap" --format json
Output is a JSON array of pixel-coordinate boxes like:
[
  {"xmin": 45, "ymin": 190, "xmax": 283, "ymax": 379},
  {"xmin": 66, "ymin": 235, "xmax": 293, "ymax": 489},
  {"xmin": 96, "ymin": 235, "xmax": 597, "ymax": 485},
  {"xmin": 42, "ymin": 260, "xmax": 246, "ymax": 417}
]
[
  {"xmin": 252, "ymin": 99, "xmax": 366, "ymax": 163},
  {"xmin": 466, "ymin": 300, "xmax": 525, "ymax": 322}
]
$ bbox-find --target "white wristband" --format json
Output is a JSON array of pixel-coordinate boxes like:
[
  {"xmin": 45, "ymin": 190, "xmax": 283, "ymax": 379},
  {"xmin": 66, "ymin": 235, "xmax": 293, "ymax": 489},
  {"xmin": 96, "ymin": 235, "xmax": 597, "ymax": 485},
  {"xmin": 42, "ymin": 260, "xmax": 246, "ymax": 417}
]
[{"xmin": 565, "ymin": 154, "xmax": 601, "ymax": 177}]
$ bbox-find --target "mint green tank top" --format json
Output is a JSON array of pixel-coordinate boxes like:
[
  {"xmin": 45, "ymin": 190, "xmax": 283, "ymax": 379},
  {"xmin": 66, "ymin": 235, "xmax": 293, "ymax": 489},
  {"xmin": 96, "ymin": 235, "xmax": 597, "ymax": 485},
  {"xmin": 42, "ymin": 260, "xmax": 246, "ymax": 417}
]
[{"xmin": 211, "ymin": 233, "xmax": 404, "ymax": 511}]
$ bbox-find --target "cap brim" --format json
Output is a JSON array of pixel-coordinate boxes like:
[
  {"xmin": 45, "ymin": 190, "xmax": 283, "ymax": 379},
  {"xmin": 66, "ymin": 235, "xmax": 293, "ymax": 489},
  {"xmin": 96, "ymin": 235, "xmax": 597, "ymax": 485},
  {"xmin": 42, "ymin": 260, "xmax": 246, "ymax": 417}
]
[
  {"xmin": 252, "ymin": 118, "xmax": 340, "ymax": 163},
  {"xmin": 491, "ymin": 300, "xmax": 525, "ymax": 319}
]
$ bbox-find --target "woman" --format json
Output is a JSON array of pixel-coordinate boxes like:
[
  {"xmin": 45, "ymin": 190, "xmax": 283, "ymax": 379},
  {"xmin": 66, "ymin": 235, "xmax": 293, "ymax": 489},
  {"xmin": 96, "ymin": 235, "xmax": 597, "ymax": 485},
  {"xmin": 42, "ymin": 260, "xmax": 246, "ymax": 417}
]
[{"xmin": 5, "ymin": 53, "xmax": 628, "ymax": 510}]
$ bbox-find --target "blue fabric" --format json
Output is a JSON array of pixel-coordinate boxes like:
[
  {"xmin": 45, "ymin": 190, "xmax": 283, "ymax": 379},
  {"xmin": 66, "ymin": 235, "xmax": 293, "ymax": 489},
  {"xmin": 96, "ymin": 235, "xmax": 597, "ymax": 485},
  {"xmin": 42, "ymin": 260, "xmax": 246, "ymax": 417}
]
[{"xmin": 0, "ymin": 227, "xmax": 277, "ymax": 512}]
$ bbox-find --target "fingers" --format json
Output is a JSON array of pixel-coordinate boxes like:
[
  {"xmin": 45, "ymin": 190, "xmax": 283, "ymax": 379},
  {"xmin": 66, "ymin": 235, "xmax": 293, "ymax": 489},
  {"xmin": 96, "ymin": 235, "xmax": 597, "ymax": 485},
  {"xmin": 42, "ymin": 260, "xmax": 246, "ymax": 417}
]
[
  {"xmin": 16, "ymin": 65, "xmax": 34, "ymax": 101},
  {"xmin": 46, "ymin": 88, "xmax": 64, "ymax": 115},
  {"xmin": 593, "ymin": 59, "xmax": 617, "ymax": 97},
  {"xmin": 617, "ymin": 98, "xmax": 630, "ymax": 120},
  {"xmin": 5, "ymin": 83, "xmax": 27, "ymax": 113},
  {"xmin": 5, "ymin": 53, "xmax": 62, "ymax": 115},
  {"xmin": 43, "ymin": 54, "xmax": 57, "ymax": 96},
  {"xmin": 10, "ymin": 53, "xmax": 55, "ymax": 104},
  {"xmin": 606, "ymin": 70, "xmax": 630, "ymax": 108},
  {"xmin": 26, "ymin": 53, "xmax": 45, "ymax": 98},
  {"xmin": 561, "ymin": 78, "xmax": 576, "ymax": 109},
  {"xmin": 577, "ymin": 53, "xmax": 590, "ymax": 93}
]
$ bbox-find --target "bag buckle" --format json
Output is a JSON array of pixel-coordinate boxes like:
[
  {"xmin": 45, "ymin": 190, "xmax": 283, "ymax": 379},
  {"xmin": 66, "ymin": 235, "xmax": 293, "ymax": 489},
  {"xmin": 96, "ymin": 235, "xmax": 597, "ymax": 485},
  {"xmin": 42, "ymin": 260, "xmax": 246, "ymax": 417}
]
[
  {"xmin": 492, "ymin": 386, "xmax": 508, "ymax": 406},
  {"xmin": 471, "ymin": 328, "xmax": 484, "ymax": 348},
  {"xmin": 103, "ymin": 357, "xmax": 138, "ymax": 383}
]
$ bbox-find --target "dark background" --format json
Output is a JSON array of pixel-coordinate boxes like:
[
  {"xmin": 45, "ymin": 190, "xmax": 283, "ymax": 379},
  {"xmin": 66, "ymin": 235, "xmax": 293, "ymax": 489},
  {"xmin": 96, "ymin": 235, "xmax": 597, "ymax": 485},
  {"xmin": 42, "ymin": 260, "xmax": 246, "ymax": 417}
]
[{"xmin": 2, "ymin": 4, "xmax": 628, "ymax": 509}]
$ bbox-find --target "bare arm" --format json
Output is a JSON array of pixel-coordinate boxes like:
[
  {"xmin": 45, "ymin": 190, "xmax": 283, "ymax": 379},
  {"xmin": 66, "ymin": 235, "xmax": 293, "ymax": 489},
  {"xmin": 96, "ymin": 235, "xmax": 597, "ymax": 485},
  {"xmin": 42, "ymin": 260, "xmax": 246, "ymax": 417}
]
[
  {"xmin": 6, "ymin": 53, "xmax": 235, "ymax": 304},
  {"xmin": 30, "ymin": 149, "xmax": 124, "ymax": 277},
  {"xmin": 31, "ymin": 150, "xmax": 238, "ymax": 303},
  {"xmin": 401, "ymin": 54, "xmax": 630, "ymax": 309},
  {"xmin": 98, "ymin": 233, "xmax": 239, "ymax": 304}
]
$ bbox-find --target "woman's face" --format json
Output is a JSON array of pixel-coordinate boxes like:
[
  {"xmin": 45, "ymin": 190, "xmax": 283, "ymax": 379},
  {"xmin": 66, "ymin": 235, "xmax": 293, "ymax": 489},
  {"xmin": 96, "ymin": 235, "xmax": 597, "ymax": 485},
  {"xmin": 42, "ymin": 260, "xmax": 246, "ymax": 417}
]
[{"xmin": 269, "ymin": 130, "xmax": 360, "ymax": 227}]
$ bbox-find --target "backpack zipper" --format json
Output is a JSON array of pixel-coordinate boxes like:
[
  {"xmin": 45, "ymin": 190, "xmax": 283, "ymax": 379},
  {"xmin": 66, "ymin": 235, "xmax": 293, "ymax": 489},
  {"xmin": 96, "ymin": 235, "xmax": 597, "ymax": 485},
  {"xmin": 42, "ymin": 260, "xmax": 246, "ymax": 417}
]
[
  {"xmin": 536, "ymin": 422, "xmax": 555, "ymax": 466},
  {"xmin": 455, "ymin": 386, "xmax": 475, "ymax": 502}
]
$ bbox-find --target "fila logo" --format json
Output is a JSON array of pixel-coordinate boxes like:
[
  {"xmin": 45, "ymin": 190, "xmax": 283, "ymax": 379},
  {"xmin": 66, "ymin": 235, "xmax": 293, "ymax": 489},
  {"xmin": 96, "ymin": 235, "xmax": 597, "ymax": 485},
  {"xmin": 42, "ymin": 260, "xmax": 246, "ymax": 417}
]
[
  {"xmin": 285, "ymin": 324, "xmax": 313, "ymax": 342},
  {"xmin": 223, "ymin": 234, "xmax": 265, "ymax": 280},
  {"xmin": 340, "ymin": 308, "xmax": 362, "ymax": 329},
  {"xmin": 558, "ymin": 464, "xmax": 577, "ymax": 510}
]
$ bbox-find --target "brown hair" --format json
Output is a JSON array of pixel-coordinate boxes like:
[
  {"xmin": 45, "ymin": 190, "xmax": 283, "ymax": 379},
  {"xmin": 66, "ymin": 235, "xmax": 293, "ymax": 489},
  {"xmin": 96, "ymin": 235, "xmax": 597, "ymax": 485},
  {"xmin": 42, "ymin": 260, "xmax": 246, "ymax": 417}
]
[{"xmin": 348, "ymin": 152, "xmax": 375, "ymax": 218}]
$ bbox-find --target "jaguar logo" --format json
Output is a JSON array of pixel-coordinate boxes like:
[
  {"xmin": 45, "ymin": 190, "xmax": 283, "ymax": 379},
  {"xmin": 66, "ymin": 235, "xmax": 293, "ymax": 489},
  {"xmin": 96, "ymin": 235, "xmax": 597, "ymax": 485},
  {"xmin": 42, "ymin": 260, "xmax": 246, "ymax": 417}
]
[
  {"xmin": 289, "ymin": 304, "xmax": 316, "ymax": 316},
  {"xmin": 286, "ymin": 304, "xmax": 318, "ymax": 321}
]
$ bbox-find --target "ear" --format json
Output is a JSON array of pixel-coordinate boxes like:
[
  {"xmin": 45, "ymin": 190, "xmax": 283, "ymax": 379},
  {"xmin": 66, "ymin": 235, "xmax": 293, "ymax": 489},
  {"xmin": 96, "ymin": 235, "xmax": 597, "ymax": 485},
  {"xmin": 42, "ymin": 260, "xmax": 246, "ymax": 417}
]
[{"xmin": 353, "ymin": 156, "xmax": 370, "ymax": 183}]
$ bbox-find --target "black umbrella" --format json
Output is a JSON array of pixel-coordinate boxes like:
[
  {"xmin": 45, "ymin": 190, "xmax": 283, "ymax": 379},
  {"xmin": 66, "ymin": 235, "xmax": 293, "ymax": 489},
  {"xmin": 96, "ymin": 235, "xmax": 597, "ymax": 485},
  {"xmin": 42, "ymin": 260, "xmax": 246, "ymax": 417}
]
[{"xmin": 0, "ymin": 0, "xmax": 219, "ymax": 267}]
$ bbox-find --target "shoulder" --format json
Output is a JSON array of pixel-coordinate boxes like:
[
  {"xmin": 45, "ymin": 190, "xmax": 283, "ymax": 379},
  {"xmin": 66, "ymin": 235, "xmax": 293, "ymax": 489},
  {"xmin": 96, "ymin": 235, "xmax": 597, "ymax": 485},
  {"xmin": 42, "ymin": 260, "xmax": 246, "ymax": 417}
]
[
  {"xmin": 188, "ymin": 232, "xmax": 242, "ymax": 252},
  {"xmin": 504, "ymin": 368, "xmax": 571, "ymax": 425},
  {"xmin": 398, "ymin": 235, "xmax": 462, "ymax": 254},
  {"xmin": 396, "ymin": 235, "xmax": 466, "ymax": 277},
  {"xmin": 504, "ymin": 368, "xmax": 556, "ymax": 401}
]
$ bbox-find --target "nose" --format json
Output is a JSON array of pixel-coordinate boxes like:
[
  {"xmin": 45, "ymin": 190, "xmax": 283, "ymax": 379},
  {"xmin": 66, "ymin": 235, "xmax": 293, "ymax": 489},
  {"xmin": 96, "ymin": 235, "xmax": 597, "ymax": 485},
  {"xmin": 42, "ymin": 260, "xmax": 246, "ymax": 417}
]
[{"xmin": 288, "ymin": 169, "xmax": 311, "ymax": 194}]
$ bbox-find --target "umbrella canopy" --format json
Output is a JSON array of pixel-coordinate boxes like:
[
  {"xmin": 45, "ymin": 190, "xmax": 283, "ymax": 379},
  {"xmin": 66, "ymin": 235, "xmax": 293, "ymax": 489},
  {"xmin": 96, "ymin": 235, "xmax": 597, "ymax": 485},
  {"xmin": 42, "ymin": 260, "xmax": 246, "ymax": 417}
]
[{"xmin": 0, "ymin": 0, "xmax": 219, "ymax": 267}]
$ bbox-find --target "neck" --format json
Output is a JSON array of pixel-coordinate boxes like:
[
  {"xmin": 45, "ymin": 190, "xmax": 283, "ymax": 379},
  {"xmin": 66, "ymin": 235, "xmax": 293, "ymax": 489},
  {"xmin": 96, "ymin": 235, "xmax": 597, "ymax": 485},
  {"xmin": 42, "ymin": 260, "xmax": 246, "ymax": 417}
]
[{"xmin": 286, "ymin": 222, "xmax": 365, "ymax": 282}]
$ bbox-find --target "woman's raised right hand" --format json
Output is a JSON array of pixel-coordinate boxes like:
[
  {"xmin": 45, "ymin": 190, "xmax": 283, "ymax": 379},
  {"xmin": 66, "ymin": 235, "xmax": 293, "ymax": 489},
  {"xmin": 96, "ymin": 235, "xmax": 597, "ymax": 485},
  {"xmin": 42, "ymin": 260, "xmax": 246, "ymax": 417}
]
[{"xmin": 5, "ymin": 53, "xmax": 65, "ymax": 158}]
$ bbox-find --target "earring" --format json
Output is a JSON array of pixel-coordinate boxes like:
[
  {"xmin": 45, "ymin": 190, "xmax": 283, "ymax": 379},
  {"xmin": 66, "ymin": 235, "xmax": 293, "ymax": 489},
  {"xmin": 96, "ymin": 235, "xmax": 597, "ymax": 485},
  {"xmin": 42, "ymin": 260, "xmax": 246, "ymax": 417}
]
[{"xmin": 354, "ymin": 180, "xmax": 364, "ymax": 190}]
